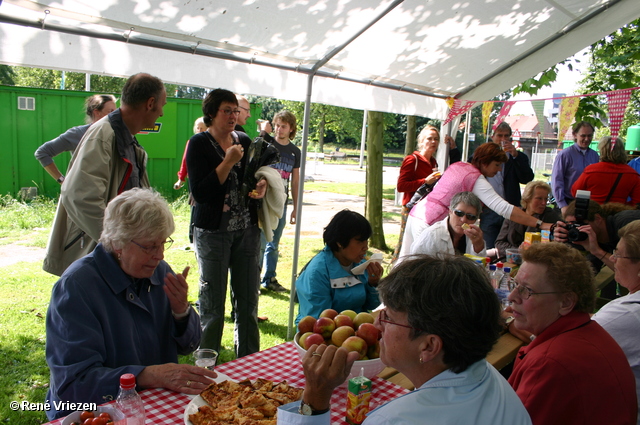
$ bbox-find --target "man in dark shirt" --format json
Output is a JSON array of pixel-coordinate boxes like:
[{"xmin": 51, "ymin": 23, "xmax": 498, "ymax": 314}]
[{"xmin": 481, "ymin": 122, "xmax": 534, "ymax": 249}]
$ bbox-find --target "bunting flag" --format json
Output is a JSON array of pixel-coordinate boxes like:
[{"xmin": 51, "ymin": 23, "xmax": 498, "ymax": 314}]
[
  {"xmin": 531, "ymin": 100, "xmax": 546, "ymax": 138},
  {"xmin": 491, "ymin": 101, "xmax": 515, "ymax": 133},
  {"xmin": 606, "ymin": 88, "xmax": 633, "ymax": 140},
  {"xmin": 482, "ymin": 102, "xmax": 493, "ymax": 135},
  {"xmin": 446, "ymin": 97, "xmax": 455, "ymax": 109},
  {"xmin": 558, "ymin": 97, "xmax": 580, "ymax": 144},
  {"xmin": 444, "ymin": 99, "xmax": 478, "ymax": 125}
]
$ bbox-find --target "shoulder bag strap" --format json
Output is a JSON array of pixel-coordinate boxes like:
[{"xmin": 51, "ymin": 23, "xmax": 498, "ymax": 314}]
[{"xmin": 604, "ymin": 173, "xmax": 624, "ymax": 203}]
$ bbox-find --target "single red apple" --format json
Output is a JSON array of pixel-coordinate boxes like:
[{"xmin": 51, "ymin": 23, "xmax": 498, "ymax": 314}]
[
  {"xmin": 319, "ymin": 309, "xmax": 339, "ymax": 320},
  {"xmin": 297, "ymin": 315, "xmax": 317, "ymax": 334},
  {"xmin": 334, "ymin": 314, "xmax": 354, "ymax": 329},
  {"xmin": 356, "ymin": 322, "xmax": 381, "ymax": 347},
  {"xmin": 331, "ymin": 325, "xmax": 356, "ymax": 346},
  {"xmin": 313, "ymin": 317, "xmax": 336, "ymax": 339},
  {"xmin": 303, "ymin": 333, "xmax": 326, "ymax": 350},
  {"xmin": 341, "ymin": 336, "xmax": 368, "ymax": 359}
]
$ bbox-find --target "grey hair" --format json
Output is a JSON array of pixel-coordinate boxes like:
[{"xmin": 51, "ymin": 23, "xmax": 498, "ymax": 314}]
[
  {"xmin": 449, "ymin": 191, "xmax": 482, "ymax": 216},
  {"xmin": 99, "ymin": 188, "xmax": 175, "ymax": 253},
  {"xmin": 193, "ymin": 117, "xmax": 205, "ymax": 134}
]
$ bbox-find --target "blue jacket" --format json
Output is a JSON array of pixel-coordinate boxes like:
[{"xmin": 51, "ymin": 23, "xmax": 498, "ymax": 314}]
[
  {"xmin": 295, "ymin": 246, "xmax": 380, "ymax": 324},
  {"xmin": 45, "ymin": 244, "xmax": 201, "ymax": 420}
]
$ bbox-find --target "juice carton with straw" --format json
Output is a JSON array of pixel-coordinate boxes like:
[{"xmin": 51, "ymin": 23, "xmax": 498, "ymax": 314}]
[{"xmin": 346, "ymin": 368, "xmax": 372, "ymax": 425}]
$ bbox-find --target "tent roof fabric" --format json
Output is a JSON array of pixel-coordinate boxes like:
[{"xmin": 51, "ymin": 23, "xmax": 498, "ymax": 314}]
[{"xmin": 1, "ymin": 0, "xmax": 640, "ymax": 118}]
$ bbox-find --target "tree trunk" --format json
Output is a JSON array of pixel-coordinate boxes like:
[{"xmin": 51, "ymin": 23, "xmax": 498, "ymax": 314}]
[
  {"xmin": 365, "ymin": 111, "xmax": 387, "ymax": 250},
  {"xmin": 405, "ymin": 115, "xmax": 416, "ymax": 155},
  {"xmin": 318, "ymin": 114, "xmax": 326, "ymax": 153}
]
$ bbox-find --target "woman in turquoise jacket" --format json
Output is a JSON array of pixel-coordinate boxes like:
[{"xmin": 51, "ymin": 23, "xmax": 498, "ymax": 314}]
[{"xmin": 295, "ymin": 210, "xmax": 383, "ymax": 324}]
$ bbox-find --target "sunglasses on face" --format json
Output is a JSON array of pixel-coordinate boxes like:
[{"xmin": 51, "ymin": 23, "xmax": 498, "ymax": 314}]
[{"xmin": 453, "ymin": 209, "xmax": 477, "ymax": 221}]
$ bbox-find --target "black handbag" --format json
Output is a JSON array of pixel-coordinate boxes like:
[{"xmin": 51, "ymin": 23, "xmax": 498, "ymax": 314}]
[{"xmin": 406, "ymin": 181, "xmax": 436, "ymax": 210}]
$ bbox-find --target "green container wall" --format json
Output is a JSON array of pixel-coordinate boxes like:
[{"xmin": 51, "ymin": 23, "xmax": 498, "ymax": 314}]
[
  {"xmin": 626, "ymin": 124, "xmax": 640, "ymax": 151},
  {"xmin": 0, "ymin": 86, "xmax": 261, "ymax": 200}
]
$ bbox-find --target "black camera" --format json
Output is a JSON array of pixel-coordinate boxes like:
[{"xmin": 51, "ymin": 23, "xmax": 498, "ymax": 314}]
[
  {"xmin": 566, "ymin": 190, "xmax": 591, "ymax": 242},
  {"xmin": 566, "ymin": 222, "xmax": 588, "ymax": 242}
]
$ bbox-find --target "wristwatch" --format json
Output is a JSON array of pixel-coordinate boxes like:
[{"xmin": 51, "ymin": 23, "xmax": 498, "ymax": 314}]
[
  {"xmin": 535, "ymin": 219, "xmax": 543, "ymax": 229},
  {"xmin": 57, "ymin": 175, "xmax": 65, "ymax": 184},
  {"xmin": 299, "ymin": 400, "xmax": 330, "ymax": 416}
]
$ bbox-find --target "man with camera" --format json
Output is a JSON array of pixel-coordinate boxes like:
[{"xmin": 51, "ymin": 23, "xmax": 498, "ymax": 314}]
[{"xmin": 552, "ymin": 194, "xmax": 640, "ymax": 276}]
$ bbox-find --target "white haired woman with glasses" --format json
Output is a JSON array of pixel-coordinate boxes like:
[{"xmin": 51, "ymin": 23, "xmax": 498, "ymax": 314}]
[
  {"xmin": 45, "ymin": 188, "xmax": 214, "ymax": 421},
  {"xmin": 410, "ymin": 191, "xmax": 485, "ymax": 258},
  {"xmin": 506, "ymin": 242, "xmax": 636, "ymax": 425},
  {"xmin": 593, "ymin": 220, "xmax": 640, "ymax": 424}
]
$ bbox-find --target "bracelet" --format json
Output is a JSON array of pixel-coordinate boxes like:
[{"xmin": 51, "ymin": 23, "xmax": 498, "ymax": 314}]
[
  {"xmin": 599, "ymin": 252, "xmax": 608, "ymax": 261},
  {"xmin": 172, "ymin": 306, "xmax": 191, "ymax": 319}
]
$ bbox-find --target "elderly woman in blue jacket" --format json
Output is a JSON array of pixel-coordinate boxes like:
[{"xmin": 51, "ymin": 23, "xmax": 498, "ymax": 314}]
[
  {"xmin": 45, "ymin": 189, "xmax": 215, "ymax": 420},
  {"xmin": 295, "ymin": 210, "xmax": 383, "ymax": 323}
]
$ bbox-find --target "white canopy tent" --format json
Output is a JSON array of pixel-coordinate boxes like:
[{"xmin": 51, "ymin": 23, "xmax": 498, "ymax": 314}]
[{"xmin": 2, "ymin": 0, "xmax": 640, "ymax": 337}]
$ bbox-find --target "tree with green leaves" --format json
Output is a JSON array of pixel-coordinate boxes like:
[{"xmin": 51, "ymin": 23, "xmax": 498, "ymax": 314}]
[
  {"xmin": 578, "ymin": 18, "xmax": 640, "ymax": 137},
  {"xmin": 0, "ymin": 65, "xmax": 15, "ymax": 85},
  {"xmin": 512, "ymin": 18, "xmax": 640, "ymax": 138}
]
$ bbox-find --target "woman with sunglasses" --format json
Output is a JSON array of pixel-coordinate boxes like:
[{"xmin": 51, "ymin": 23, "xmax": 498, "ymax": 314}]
[
  {"xmin": 411, "ymin": 191, "xmax": 486, "ymax": 257},
  {"xmin": 506, "ymin": 242, "xmax": 636, "ymax": 425},
  {"xmin": 399, "ymin": 143, "xmax": 552, "ymax": 263},
  {"xmin": 45, "ymin": 189, "xmax": 215, "ymax": 421},
  {"xmin": 592, "ymin": 220, "xmax": 640, "ymax": 424},
  {"xmin": 186, "ymin": 89, "xmax": 267, "ymax": 358}
]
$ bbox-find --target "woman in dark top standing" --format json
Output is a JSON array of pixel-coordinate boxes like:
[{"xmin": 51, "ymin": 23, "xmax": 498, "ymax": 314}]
[{"xmin": 186, "ymin": 88, "xmax": 267, "ymax": 358}]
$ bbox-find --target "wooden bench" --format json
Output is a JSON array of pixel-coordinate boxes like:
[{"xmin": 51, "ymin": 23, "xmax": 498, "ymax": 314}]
[{"xmin": 325, "ymin": 151, "xmax": 347, "ymax": 161}]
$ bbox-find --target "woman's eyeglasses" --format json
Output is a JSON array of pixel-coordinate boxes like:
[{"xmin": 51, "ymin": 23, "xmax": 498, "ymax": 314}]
[
  {"xmin": 612, "ymin": 249, "xmax": 640, "ymax": 260},
  {"xmin": 219, "ymin": 108, "xmax": 241, "ymax": 116},
  {"xmin": 378, "ymin": 309, "xmax": 424, "ymax": 332},
  {"xmin": 453, "ymin": 209, "xmax": 477, "ymax": 221},
  {"xmin": 513, "ymin": 282, "xmax": 565, "ymax": 300},
  {"xmin": 131, "ymin": 237, "xmax": 174, "ymax": 254}
]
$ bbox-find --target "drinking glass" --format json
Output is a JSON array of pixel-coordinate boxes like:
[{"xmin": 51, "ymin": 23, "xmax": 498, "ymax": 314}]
[{"xmin": 193, "ymin": 349, "xmax": 218, "ymax": 370}]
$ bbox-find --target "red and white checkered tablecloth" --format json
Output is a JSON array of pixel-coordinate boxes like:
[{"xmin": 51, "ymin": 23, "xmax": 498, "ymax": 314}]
[{"xmin": 45, "ymin": 342, "xmax": 408, "ymax": 425}]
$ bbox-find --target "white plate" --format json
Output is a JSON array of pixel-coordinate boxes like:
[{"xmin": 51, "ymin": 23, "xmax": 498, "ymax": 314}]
[{"xmin": 183, "ymin": 371, "xmax": 233, "ymax": 425}]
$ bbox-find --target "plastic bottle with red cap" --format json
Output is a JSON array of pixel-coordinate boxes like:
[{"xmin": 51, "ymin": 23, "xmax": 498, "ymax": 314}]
[{"xmin": 116, "ymin": 373, "xmax": 145, "ymax": 425}]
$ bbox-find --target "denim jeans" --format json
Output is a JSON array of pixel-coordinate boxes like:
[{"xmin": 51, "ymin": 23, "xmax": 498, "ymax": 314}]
[
  {"xmin": 479, "ymin": 208, "xmax": 505, "ymax": 249},
  {"xmin": 194, "ymin": 225, "xmax": 260, "ymax": 358},
  {"xmin": 260, "ymin": 203, "xmax": 287, "ymax": 286}
]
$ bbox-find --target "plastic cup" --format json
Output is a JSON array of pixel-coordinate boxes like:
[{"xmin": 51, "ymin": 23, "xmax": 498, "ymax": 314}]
[
  {"xmin": 193, "ymin": 349, "xmax": 218, "ymax": 371},
  {"xmin": 506, "ymin": 248, "xmax": 522, "ymax": 265}
]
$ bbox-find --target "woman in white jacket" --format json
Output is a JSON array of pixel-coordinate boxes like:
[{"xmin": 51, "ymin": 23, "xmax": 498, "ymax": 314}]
[{"xmin": 410, "ymin": 191, "xmax": 485, "ymax": 258}]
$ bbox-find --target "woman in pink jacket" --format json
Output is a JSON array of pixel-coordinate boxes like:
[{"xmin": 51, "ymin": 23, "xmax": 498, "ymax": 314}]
[{"xmin": 399, "ymin": 143, "xmax": 552, "ymax": 262}]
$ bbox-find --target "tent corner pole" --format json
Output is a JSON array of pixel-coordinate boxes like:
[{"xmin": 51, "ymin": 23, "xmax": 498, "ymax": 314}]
[{"xmin": 287, "ymin": 73, "xmax": 314, "ymax": 340}]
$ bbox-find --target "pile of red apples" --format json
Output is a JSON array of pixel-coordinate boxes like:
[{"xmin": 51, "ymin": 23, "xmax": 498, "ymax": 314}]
[{"xmin": 297, "ymin": 309, "xmax": 381, "ymax": 360}]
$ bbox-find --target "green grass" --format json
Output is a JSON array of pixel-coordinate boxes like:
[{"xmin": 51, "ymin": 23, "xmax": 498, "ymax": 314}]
[{"xmin": 0, "ymin": 190, "xmax": 398, "ymax": 423}]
